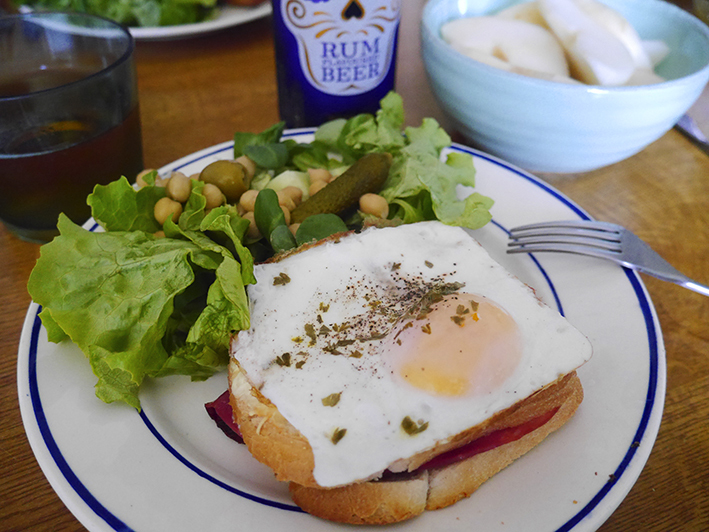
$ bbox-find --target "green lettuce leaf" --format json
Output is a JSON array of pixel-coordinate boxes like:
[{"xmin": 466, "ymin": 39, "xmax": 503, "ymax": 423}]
[
  {"xmin": 19, "ymin": 0, "xmax": 217, "ymax": 27},
  {"xmin": 323, "ymin": 93, "xmax": 493, "ymax": 230},
  {"xmin": 87, "ymin": 176, "xmax": 165, "ymax": 233},
  {"xmin": 27, "ymin": 214, "xmax": 251, "ymax": 409}
]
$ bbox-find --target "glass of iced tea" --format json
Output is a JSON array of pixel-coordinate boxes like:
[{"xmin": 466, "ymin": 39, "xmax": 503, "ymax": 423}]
[{"xmin": 0, "ymin": 12, "xmax": 143, "ymax": 243}]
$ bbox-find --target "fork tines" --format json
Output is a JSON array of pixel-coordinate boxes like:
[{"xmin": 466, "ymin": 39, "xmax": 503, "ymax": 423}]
[{"xmin": 507, "ymin": 220, "xmax": 623, "ymax": 254}]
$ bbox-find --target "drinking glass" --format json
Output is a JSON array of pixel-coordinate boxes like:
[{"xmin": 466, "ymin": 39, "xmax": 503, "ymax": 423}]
[{"xmin": 0, "ymin": 12, "xmax": 143, "ymax": 243}]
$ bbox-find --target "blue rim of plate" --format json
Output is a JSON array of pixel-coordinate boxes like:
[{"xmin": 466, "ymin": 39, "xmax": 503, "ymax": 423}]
[{"xmin": 23, "ymin": 137, "xmax": 661, "ymax": 532}]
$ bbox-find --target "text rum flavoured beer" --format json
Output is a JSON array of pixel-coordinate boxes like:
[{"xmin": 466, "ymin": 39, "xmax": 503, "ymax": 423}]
[{"xmin": 271, "ymin": 0, "xmax": 401, "ymax": 127}]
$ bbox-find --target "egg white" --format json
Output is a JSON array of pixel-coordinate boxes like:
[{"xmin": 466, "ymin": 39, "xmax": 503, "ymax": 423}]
[{"xmin": 232, "ymin": 221, "xmax": 592, "ymax": 488}]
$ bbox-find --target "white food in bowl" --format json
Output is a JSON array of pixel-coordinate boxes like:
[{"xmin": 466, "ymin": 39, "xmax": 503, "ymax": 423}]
[{"xmin": 441, "ymin": 0, "xmax": 669, "ymax": 86}]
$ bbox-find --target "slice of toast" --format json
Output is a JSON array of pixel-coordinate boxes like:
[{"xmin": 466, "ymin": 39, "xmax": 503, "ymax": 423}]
[{"xmin": 229, "ymin": 359, "xmax": 583, "ymax": 524}]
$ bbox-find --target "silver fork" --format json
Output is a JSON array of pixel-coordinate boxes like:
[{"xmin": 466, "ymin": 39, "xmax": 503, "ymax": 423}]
[{"xmin": 507, "ymin": 220, "xmax": 709, "ymax": 297}]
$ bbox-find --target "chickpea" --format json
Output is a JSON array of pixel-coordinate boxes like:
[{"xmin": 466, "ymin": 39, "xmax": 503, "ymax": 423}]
[
  {"xmin": 289, "ymin": 223, "xmax": 301, "ymax": 237},
  {"xmin": 166, "ymin": 172, "xmax": 191, "ymax": 202},
  {"xmin": 202, "ymin": 183, "xmax": 225, "ymax": 210},
  {"xmin": 154, "ymin": 230, "xmax": 166, "ymax": 238},
  {"xmin": 309, "ymin": 180, "xmax": 328, "ymax": 197},
  {"xmin": 135, "ymin": 168, "xmax": 155, "ymax": 188},
  {"xmin": 235, "ymin": 155, "xmax": 257, "ymax": 180},
  {"xmin": 359, "ymin": 193, "xmax": 389, "ymax": 219},
  {"xmin": 154, "ymin": 197, "xmax": 183, "ymax": 225},
  {"xmin": 280, "ymin": 186, "xmax": 303, "ymax": 206},
  {"xmin": 242, "ymin": 211, "xmax": 260, "ymax": 240},
  {"xmin": 239, "ymin": 189, "xmax": 259, "ymax": 212},
  {"xmin": 276, "ymin": 190, "xmax": 296, "ymax": 212},
  {"xmin": 307, "ymin": 167, "xmax": 332, "ymax": 183},
  {"xmin": 281, "ymin": 205, "xmax": 291, "ymax": 225}
]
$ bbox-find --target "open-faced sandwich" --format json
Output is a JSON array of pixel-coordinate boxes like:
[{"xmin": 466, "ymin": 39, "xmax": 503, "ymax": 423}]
[{"xmin": 228, "ymin": 221, "xmax": 592, "ymax": 524}]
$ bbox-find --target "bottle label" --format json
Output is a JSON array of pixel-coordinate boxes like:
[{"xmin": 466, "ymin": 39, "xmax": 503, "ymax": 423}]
[{"xmin": 281, "ymin": 0, "xmax": 400, "ymax": 96}]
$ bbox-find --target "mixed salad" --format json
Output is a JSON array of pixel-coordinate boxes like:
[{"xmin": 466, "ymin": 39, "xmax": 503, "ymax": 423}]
[
  {"xmin": 27, "ymin": 92, "xmax": 494, "ymax": 410},
  {"xmin": 14, "ymin": 0, "xmax": 259, "ymax": 27}
]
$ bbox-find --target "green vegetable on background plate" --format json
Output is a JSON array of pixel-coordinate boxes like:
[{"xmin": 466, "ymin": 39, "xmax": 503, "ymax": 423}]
[
  {"xmin": 27, "ymin": 91, "xmax": 494, "ymax": 410},
  {"xmin": 17, "ymin": 0, "xmax": 219, "ymax": 27}
]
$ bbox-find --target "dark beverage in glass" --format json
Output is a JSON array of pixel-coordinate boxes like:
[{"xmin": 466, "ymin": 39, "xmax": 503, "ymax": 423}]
[
  {"xmin": 271, "ymin": 0, "xmax": 401, "ymax": 128},
  {"xmin": 0, "ymin": 13, "xmax": 144, "ymax": 243}
]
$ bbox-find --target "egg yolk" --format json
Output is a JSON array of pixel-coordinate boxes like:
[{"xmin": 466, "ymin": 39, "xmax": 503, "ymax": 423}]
[{"xmin": 388, "ymin": 293, "xmax": 522, "ymax": 397}]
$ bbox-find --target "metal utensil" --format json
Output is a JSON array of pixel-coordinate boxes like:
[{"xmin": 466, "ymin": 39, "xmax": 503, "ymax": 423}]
[
  {"xmin": 507, "ymin": 220, "xmax": 709, "ymax": 297},
  {"xmin": 675, "ymin": 114, "xmax": 709, "ymax": 155}
]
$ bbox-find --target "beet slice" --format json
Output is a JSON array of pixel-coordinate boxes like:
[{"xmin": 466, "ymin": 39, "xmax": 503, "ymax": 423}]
[
  {"xmin": 205, "ymin": 390, "xmax": 244, "ymax": 444},
  {"xmin": 419, "ymin": 407, "xmax": 559, "ymax": 471}
]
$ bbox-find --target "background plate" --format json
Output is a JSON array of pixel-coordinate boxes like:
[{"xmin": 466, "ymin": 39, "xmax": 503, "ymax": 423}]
[
  {"xmin": 18, "ymin": 132, "xmax": 665, "ymax": 531},
  {"xmin": 129, "ymin": 4, "xmax": 271, "ymax": 41}
]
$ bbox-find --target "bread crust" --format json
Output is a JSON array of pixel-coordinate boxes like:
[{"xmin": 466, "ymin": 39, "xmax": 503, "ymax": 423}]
[
  {"xmin": 228, "ymin": 359, "xmax": 317, "ymax": 486},
  {"xmin": 229, "ymin": 357, "xmax": 584, "ymax": 523},
  {"xmin": 426, "ymin": 372, "xmax": 583, "ymax": 510},
  {"xmin": 289, "ymin": 471, "xmax": 429, "ymax": 525},
  {"xmin": 286, "ymin": 373, "xmax": 583, "ymax": 523}
]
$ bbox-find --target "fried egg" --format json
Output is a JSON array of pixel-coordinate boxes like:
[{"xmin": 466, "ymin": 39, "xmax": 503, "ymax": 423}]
[{"xmin": 232, "ymin": 221, "xmax": 592, "ymax": 488}]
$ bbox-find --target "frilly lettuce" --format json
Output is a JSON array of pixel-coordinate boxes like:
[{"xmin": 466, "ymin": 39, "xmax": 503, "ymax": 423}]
[
  {"xmin": 27, "ymin": 176, "xmax": 253, "ymax": 410},
  {"xmin": 313, "ymin": 91, "xmax": 493, "ymax": 229},
  {"xmin": 18, "ymin": 0, "xmax": 218, "ymax": 27}
]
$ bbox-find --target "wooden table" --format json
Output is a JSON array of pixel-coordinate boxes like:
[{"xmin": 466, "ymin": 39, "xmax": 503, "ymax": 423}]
[{"xmin": 1, "ymin": 3, "xmax": 708, "ymax": 530}]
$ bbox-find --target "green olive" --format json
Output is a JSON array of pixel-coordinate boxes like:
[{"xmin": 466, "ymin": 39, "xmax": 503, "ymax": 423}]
[{"xmin": 199, "ymin": 160, "xmax": 250, "ymax": 203}]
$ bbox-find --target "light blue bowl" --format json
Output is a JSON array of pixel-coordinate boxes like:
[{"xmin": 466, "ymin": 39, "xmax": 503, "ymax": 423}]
[{"xmin": 422, "ymin": 0, "xmax": 709, "ymax": 173}]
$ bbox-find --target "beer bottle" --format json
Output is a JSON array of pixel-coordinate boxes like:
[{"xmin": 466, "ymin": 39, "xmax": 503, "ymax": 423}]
[{"xmin": 271, "ymin": 0, "xmax": 401, "ymax": 128}]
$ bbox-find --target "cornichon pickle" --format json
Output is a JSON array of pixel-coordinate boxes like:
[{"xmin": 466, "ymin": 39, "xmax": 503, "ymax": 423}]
[
  {"xmin": 199, "ymin": 160, "xmax": 250, "ymax": 203},
  {"xmin": 290, "ymin": 152, "xmax": 392, "ymax": 224}
]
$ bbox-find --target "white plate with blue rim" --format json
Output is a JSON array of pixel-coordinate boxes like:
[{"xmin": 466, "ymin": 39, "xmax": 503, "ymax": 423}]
[
  {"xmin": 18, "ymin": 130, "xmax": 665, "ymax": 531},
  {"xmin": 129, "ymin": 3, "xmax": 272, "ymax": 41}
]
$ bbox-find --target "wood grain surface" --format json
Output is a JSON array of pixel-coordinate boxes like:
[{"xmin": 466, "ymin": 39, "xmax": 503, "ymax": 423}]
[{"xmin": 1, "ymin": 2, "xmax": 707, "ymax": 531}]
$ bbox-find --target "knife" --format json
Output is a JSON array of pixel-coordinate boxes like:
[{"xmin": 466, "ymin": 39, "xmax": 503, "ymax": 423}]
[{"xmin": 674, "ymin": 114, "xmax": 709, "ymax": 155}]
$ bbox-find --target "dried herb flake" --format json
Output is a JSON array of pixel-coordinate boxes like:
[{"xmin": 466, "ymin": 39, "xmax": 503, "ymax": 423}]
[
  {"xmin": 304, "ymin": 323, "xmax": 317, "ymax": 345},
  {"xmin": 275, "ymin": 353, "xmax": 291, "ymax": 367},
  {"xmin": 331, "ymin": 427, "xmax": 347, "ymax": 444},
  {"xmin": 273, "ymin": 272, "xmax": 291, "ymax": 286},
  {"xmin": 401, "ymin": 416, "xmax": 428, "ymax": 435},
  {"xmin": 321, "ymin": 392, "xmax": 341, "ymax": 407},
  {"xmin": 450, "ymin": 315, "xmax": 465, "ymax": 326}
]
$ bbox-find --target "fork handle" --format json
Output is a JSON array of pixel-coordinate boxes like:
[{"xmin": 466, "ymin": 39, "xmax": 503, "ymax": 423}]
[
  {"xmin": 675, "ymin": 278, "xmax": 709, "ymax": 297},
  {"xmin": 634, "ymin": 264, "xmax": 709, "ymax": 297}
]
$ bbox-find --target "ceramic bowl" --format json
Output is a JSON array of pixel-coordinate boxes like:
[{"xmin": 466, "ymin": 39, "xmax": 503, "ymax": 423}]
[{"xmin": 421, "ymin": 0, "xmax": 709, "ymax": 173}]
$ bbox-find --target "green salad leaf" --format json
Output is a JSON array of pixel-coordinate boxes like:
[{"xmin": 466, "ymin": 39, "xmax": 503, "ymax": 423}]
[
  {"xmin": 28, "ymin": 178, "xmax": 253, "ymax": 410},
  {"xmin": 18, "ymin": 0, "xmax": 218, "ymax": 27},
  {"xmin": 313, "ymin": 91, "xmax": 493, "ymax": 229},
  {"xmin": 87, "ymin": 175, "xmax": 165, "ymax": 232}
]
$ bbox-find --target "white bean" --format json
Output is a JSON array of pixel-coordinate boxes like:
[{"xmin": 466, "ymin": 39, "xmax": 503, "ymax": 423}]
[
  {"xmin": 154, "ymin": 197, "xmax": 182, "ymax": 225},
  {"xmin": 203, "ymin": 183, "xmax": 225, "ymax": 210},
  {"xmin": 359, "ymin": 193, "xmax": 389, "ymax": 219},
  {"xmin": 166, "ymin": 172, "xmax": 191, "ymax": 202}
]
